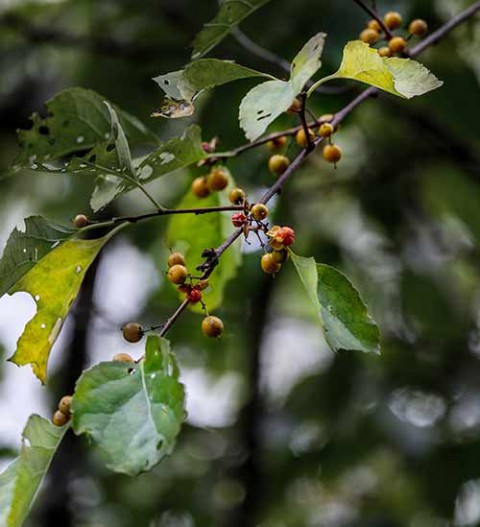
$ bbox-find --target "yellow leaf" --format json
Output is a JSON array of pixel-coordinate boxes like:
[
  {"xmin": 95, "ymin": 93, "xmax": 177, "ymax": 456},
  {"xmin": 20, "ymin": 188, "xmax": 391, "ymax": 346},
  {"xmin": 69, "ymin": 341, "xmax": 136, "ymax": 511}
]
[{"xmin": 8, "ymin": 238, "xmax": 106, "ymax": 383}]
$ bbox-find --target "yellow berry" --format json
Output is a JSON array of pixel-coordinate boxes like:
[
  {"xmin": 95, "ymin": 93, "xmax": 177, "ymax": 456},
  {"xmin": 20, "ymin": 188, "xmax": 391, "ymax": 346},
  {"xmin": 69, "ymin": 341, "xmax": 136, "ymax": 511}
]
[
  {"xmin": 268, "ymin": 155, "xmax": 290, "ymax": 176},
  {"xmin": 287, "ymin": 98, "xmax": 302, "ymax": 114},
  {"xmin": 378, "ymin": 46, "xmax": 392, "ymax": 57},
  {"xmin": 58, "ymin": 395, "xmax": 72, "ymax": 416},
  {"xmin": 295, "ymin": 128, "xmax": 315, "ymax": 148},
  {"xmin": 251, "ymin": 203, "xmax": 269, "ymax": 221},
  {"xmin": 384, "ymin": 11, "xmax": 403, "ymax": 29},
  {"xmin": 271, "ymin": 249, "xmax": 289, "ymax": 264},
  {"xmin": 167, "ymin": 264, "xmax": 188, "ymax": 285},
  {"xmin": 229, "ymin": 187, "xmax": 246, "ymax": 204},
  {"xmin": 318, "ymin": 114, "xmax": 334, "ymax": 124},
  {"xmin": 322, "ymin": 144, "xmax": 342, "ymax": 164},
  {"xmin": 202, "ymin": 315, "xmax": 224, "ymax": 338},
  {"xmin": 267, "ymin": 136, "xmax": 287, "ymax": 151},
  {"xmin": 168, "ymin": 252, "xmax": 186, "ymax": 268},
  {"xmin": 388, "ymin": 36, "xmax": 407, "ymax": 53},
  {"xmin": 367, "ymin": 19, "xmax": 382, "ymax": 32},
  {"xmin": 52, "ymin": 410, "xmax": 68, "ymax": 427},
  {"xmin": 318, "ymin": 123, "xmax": 334, "ymax": 138},
  {"xmin": 113, "ymin": 353, "xmax": 135, "ymax": 363},
  {"xmin": 122, "ymin": 322, "xmax": 143, "ymax": 343},
  {"xmin": 360, "ymin": 28, "xmax": 380, "ymax": 45},
  {"xmin": 261, "ymin": 253, "xmax": 282, "ymax": 274},
  {"xmin": 73, "ymin": 214, "xmax": 89, "ymax": 228},
  {"xmin": 191, "ymin": 177, "xmax": 210, "ymax": 198},
  {"xmin": 207, "ymin": 167, "xmax": 229, "ymax": 191},
  {"xmin": 409, "ymin": 19, "xmax": 428, "ymax": 36}
]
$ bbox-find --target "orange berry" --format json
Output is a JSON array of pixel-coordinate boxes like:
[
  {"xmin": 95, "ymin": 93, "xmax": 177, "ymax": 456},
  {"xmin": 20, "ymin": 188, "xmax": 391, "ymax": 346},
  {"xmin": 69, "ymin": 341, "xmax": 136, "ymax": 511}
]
[
  {"xmin": 268, "ymin": 155, "xmax": 290, "ymax": 176},
  {"xmin": 112, "ymin": 353, "xmax": 135, "ymax": 363},
  {"xmin": 191, "ymin": 177, "xmax": 210, "ymax": 198},
  {"xmin": 58, "ymin": 395, "xmax": 72, "ymax": 416},
  {"xmin": 287, "ymin": 98, "xmax": 302, "ymax": 114},
  {"xmin": 384, "ymin": 11, "xmax": 403, "ymax": 29},
  {"xmin": 360, "ymin": 28, "xmax": 380, "ymax": 45},
  {"xmin": 318, "ymin": 114, "xmax": 334, "ymax": 124},
  {"xmin": 52, "ymin": 410, "xmax": 68, "ymax": 427},
  {"xmin": 322, "ymin": 144, "xmax": 342, "ymax": 164},
  {"xmin": 122, "ymin": 322, "xmax": 143, "ymax": 343},
  {"xmin": 201, "ymin": 316, "xmax": 224, "ymax": 338},
  {"xmin": 409, "ymin": 19, "xmax": 428, "ymax": 36},
  {"xmin": 267, "ymin": 136, "xmax": 287, "ymax": 151},
  {"xmin": 388, "ymin": 36, "xmax": 407, "ymax": 53},
  {"xmin": 367, "ymin": 19, "xmax": 382, "ymax": 32},
  {"xmin": 378, "ymin": 46, "xmax": 392, "ymax": 57},
  {"xmin": 207, "ymin": 167, "xmax": 229, "ymax": 191},
  {"xmin": 271, "ymin": 249, "xmax": 289, "ymax": 264},
  {"xmin": 261, "ymin": 253, "xmax": 282, "ymax": 274},
  {"xmin": 167, "ymin": 252, "xmax": 186, "ymax": 268},
  {"xmin": 318, "ymin": 123, "xmax": 334, "ymax": 138},
  {"xmin": 295, "ymin": 128, "xmax": 315, "ymax": 148},
  {"xmin": 167, "ymin": 264, "xmax": 188, "ymax": 285},
  {"xmin": 73, "ymin": 214, "xmax": 88, "ymax": 228}
]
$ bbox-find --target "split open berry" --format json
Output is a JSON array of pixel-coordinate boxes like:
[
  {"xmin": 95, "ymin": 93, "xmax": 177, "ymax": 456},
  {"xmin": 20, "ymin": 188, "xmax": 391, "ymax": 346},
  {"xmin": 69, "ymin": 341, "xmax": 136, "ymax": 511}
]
[
  {"xmin": 360, "ymin": 28, "xmax": 380, "ymax": 45},
  {"xmin": 296, "ymin": 128, "xmax": 315, "ymax": 148},
  {"xmin": 202, "ymin": 315, "xmax": 224, "ymax": 338},
  {"xmin": 187, "ymin": 288, "xmax": 202, "ymax": 304},
  {"xmin": 318, "ymin": 123, "xmax": 334, "ymax": 138},
  {"xmin": 267, "ymin": 136, "xmax": 287, "ymax": 151},
  {"xmin": 73, "ymin": 214, "xmax": 89, "ymax": 228},
  {"xmin": 378, "ymin": 47, "xmax": 392, "ymax": 57},
  {"xmin": 251, "ymin": 204, "xmax": 269, "ymax": 221},
  {"xmin": 384, "ymin": 11, "xmax": 403, "ymax": 29},
  {"xmin": 261, "ymin": 253, "xmax": 282, "ymax": 274},
  {"xmin": 58, "ymin": 395, "xmax": 72, "ymax": 416},
  {"xmin": 191, "ymin": 177, "xmax": 210, "ymax": 198},
  {"xmin": 168, "ymin": 252, "xmax": 186, "ymax": 268},
  {"xmin": 122, "ymin": 322, "xmax": 143, "ymax": 343},
  {"xmin": 207, "ymin": 167, "xmax": 229, "ymax": 191},
  {"xmin": 277, "ymin": 226, "xmax": 295, "ymax": 246},
  {"xmin": 322, "ymin": 144, "xmax": 342, "ymax": 164},
  {"xmin": 229, "ymin": 187, "xmax": 246, "ymax": 204},
  {"xmin": 268, "ymin": 155, "xmax": 290, "ymax": 176},
  {"xmin": 271, "ymin": 248, "xmax": 289, "ymax": 264},
  {"xmin": 388, "ymin": 36, "xmax": 407, "ymax": 53},
  {"xmin": 167, "ymin": 264, "xmax": 188, "ymax": 285},
  {"xmin": 112, "ymin": 353, "xmax": 135, "ymax": 363},
  {"xmin": 232, "ymin": 212, "xmax": 247, "ymax": 227},
  {"xmin": 52, "ymin": 410, "xmax": 68, "ymax": 427},
  {"xmin": 367, "ymin": 19, "xmax": 382, "ymax": 32},
  {"xmin": 287, "ymin": 98, "xmax": 302, "ymax": 114},
  {"xmin": 409, "ymin": 19, "xmax": 428, "ymax": 36}
]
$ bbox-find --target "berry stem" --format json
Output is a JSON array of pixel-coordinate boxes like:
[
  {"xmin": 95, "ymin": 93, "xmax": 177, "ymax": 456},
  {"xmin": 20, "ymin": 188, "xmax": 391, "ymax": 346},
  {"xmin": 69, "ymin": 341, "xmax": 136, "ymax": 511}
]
[{"xmin": 299, "ymin": 92, "xmax": 315, "ymax": 152}]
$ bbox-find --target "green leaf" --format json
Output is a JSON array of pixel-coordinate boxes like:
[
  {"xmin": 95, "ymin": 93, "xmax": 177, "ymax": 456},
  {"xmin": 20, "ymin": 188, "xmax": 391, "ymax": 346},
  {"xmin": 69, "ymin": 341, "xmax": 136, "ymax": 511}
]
[
  {"xmin": 15, "ymin": 87, "xmax": 157, "ymax": 168},
  {"xmin": 0, "ymin": 415, "xmax": 68, "ymax": 527},
  {"xmin": 308, "ymin": 41, "xmax": 442, "ymax": 99},
  {"xmin": 72, "ymin": 336, "xmax": 186, "ymax": 476},
  {"xmin": 191, "ymin": 0, "xmax": 272, "ymax": 59},
  {"xmin": 0, "ymin": 216, "xmax": 73, "ymax": 298},
  {"xmin": 166, "ymin": 171, "xmax": 242, "ymax": 312},
  {"xmin": 153, "ymin": 59, "xmax": 270, "ymax": 119},
  {"xmin": 290, "ymin": 252, "xmax": 381, "ymax": 354},
  {"xmin": 239, "ymin": 33, "xmax": 326, "ymax": 140},
  {"xmin": 8, "ymin": 236, "xmax": 109, "ymax": 383}
]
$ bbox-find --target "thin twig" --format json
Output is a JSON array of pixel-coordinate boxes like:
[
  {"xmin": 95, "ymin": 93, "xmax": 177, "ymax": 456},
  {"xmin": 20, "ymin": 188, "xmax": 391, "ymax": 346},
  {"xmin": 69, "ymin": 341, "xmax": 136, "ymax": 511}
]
[
  {"xmin": 299, "ymin": 92, "xmax": 314, "ymax": 152},
  {"xmin": 159, "ymin": 299, "xmax": 190, "ymax": 337},
  {"xmin": 352, "ymin": 0, "xmax": 394, "ymax": 40}
]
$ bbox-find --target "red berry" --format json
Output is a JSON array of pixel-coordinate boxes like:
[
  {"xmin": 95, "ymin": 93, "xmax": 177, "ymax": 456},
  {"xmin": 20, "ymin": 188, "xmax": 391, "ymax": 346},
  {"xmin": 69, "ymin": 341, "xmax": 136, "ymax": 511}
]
[
  {"xmin": 232, "ymin": 212, "xmax": 247, "ymax": 227},
  {"xmin": 278, "ymin": 226, "xmax": 295, "ymax": 246},
  {"xmin": 188, "ymin": 288, "xmax": 202, "ymax": 304}
]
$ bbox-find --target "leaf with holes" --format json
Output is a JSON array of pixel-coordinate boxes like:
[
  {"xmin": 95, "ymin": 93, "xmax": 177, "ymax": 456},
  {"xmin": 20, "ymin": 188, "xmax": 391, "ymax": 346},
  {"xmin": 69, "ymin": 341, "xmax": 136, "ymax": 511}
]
[
  {"xmin": 0, "ymin": 415, "xmax": 68, "ymax": 527},
  {"xmin": 166, "ymin": 170, "xmax": 241, "ymax": 312},
  {"xmin": 72, "ymin": 336, "xmax": 186, "ymax": 476},
  {"xmin": 308, "ymin": 41, "xmax": 442, "ymax": 98},
  {"xmin": 14, "ymin": 87, "xmax": 157, "ymax": 169},
  {"xmin": 290, "ymin": 252, "xmax": 381, "ymax": 354},
  {"xmin": 239, "ymin": 33, "xmax": 326, "ymax": 140},
  {"xmin": 191, "ymin": 0, "xmax": 272, "ymax": 59},
  {"xmin": 152, "ymin": 59, "xmax": 271, "ymax": 118},
  {"xmin": 8, "ymin": 236, "xmax": 110, "ymax": 383},
  {"xmin": 0, "ymin": 216, "xmax": 74, "ymax": 298}
]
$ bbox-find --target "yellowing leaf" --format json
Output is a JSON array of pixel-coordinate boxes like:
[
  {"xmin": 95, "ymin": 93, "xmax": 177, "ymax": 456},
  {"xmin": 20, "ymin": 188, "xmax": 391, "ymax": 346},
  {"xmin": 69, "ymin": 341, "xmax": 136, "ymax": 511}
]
[
  {"xmin": 8, "ymin": 238, "xmax": 107, "ymax": 383},
  {"xmin": 308, "ymin": 41, "xmax": 442, "ymax": 99},
  {"xmin": 290, "ymin": 33, "xmax": 326, "ymax": 94}
]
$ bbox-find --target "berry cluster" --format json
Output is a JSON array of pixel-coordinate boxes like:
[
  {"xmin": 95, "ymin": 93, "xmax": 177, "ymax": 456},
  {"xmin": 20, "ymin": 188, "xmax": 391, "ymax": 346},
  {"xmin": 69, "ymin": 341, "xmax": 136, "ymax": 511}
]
[
  {"xmin": 52, "ymin": 395, "xmax": 73, "ymax": 426},
  {"xmin": 191, "ymin": 166, "xmax": 229, "ymax": 199},
  {"xmin": 360, "ymin": 11, "xmax": 428, "ymax": 57},
  {"xmin": 166, "ymin": 251, "xmax": 208, "ymax": 305}
]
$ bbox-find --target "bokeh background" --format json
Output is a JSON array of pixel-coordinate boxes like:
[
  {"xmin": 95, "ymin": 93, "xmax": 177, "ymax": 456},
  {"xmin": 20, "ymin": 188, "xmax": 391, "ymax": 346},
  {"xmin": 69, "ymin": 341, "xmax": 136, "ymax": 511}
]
[{"xmin": 1, "ymin": 0, "xmax": 480, "ymax": 525}]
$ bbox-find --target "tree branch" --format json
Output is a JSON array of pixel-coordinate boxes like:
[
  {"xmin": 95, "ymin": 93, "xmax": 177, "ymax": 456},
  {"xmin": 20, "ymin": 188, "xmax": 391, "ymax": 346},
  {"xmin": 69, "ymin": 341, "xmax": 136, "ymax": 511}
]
[{"xmin": 352, "ymin": 0, "xmax": 394, "ymax": 39}]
